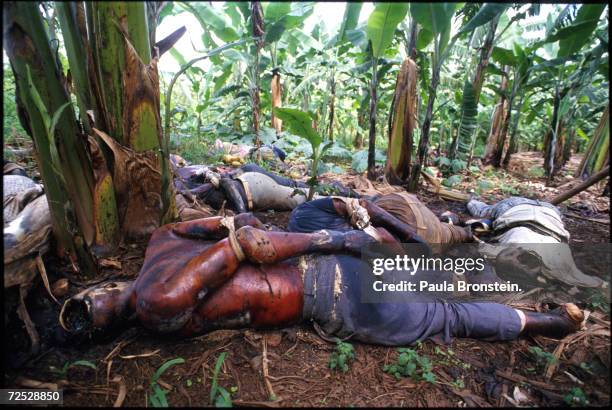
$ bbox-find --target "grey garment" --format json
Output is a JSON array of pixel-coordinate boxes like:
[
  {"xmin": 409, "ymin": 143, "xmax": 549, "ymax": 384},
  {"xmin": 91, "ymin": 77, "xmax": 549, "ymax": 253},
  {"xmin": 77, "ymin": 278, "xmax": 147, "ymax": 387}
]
[
  {"xmin": 3, "ymin": 175, "xmax": 37, "ymax": 199},
  {"xmin": 3, "ymin": 175, "xmax": 43, "ymax": 224},
  {"xmin": 235, "ymin": 172, "xmax": 322, "ymax": 211},
  {"xmin": 301, "ymin": 254, "xmax": 521, "ymax": 346},
  {"xmin": 492, "ymin": 204, "xmax": 570, "ymax": 242},
  {"xmin": 467, "ymin": 197, "xmax": 561, "ymax": 220}
]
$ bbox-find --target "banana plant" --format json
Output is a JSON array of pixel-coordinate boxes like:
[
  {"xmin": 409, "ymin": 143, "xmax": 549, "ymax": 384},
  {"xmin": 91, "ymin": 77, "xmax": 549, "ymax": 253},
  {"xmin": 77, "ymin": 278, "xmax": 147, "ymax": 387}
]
[
  {"xmin": 536, "ymin": 3, "xmax": 607, "ymax": 180},
  {"xmin": 406, "ymin": 3, "xmax": 462, "ymax": 191},
  {"xmin": 273, "ymin": 107, "xmax": 332, "ymax": 200},
  {"xmin": 364, "ymin": 3, "xmax": 409, "ymax": 179},
  {"xmin": 450, "ymin": 3, "xmax": 510, "ymax": 160}
]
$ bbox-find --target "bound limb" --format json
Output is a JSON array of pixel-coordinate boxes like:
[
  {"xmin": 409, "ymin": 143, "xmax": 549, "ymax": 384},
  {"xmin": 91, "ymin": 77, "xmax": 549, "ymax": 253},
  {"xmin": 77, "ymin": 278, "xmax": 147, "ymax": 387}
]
[
  {"xmin": 138, "ymin": 225, "xmax": 393, "ymax": 331},
  {"xmin": 62, "ymin": 218, "xmax": 393, "ymax": 334},
  {"xmin": 331, "ymin": 198, "xmax": 428, "ymax": 244}
]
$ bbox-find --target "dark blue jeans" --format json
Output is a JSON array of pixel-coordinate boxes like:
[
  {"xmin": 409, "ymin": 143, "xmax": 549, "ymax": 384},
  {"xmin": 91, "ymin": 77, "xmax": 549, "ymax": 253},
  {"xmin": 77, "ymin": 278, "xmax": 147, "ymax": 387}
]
[{"xmin": 302, "ymin": 254, "xmax": 522, "ymax": 346}]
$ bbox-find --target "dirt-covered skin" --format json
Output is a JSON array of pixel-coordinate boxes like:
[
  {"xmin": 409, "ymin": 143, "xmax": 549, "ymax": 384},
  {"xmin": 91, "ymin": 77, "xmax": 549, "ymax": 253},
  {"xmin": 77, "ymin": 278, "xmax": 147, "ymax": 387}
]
[{"xmin": 4, "ymin": 168, "xmax": 610, "ymax": 407}]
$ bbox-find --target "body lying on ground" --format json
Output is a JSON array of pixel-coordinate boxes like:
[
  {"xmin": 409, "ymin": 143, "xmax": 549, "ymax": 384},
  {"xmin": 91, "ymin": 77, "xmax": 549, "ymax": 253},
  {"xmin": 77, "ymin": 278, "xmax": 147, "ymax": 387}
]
[
  {"xmin": 288, "ymin": 192, "xmax": 472, "ymax": 245},
  {"xmin": 467, "ymin": 197, "xmax": 605, "ymax": 288},
  {"xmin": 3, "ymin": 163, "xmax": 53, "ymax": 354},
  {"xmin": 172, "ymin": 162, "xmax": 360, "ymax": 213},
  {"xmin": 60, "ymin": 214, "xmax": 584, "ymax": 346}
]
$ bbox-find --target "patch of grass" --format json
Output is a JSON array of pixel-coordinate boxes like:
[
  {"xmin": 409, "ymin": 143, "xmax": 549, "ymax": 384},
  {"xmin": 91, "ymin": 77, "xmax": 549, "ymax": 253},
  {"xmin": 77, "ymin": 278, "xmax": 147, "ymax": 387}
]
[
  {"xmin": 528, "ymin": 346, "xmax": 557, "ymax": 368},
  {"xmin": 209, "ymin": 352, "xmax": 232, "ymax": 407},
  {"xmin": 475, "ymin": 179, "xmax": 493, "ymax": 195},
  {"xmin": 171, "ymin": 136, "xmax": 225, "ymax": 165},
  {"xmin": 383, "ymin": 344, "xmax": 436, "ymax": 384},
  {"xmin": 499, "ymin": 182, "xmax": 519, "ymax": 196},
  {"xmin": 450, "ymin": 378, "xmax": 465, "ymax": 389},
  {"xmin": 51, "ymin": 360, "xmax": 97, "ymax": 378},
  {"xmin": 587, "ymin": 291, "xmax": 611, "ymax": 314},
  {"xmin": 527, "ymin": 166, "xmax": 545, "ymax": 178},
  {"xmin": 433, "ymin": 346, "xmax": 470, "ymax": 370},
  {"xmin": 329, "ymin": 339, "xmax": 355, "ymax": 373},
  {"xmin": 579, "ymin": 362, "xmax": 594, "ymax": 375},
  {"xmin": 564, "ymin": 387, "xmax": 589, "ymax": 406},
  {"xmin": 149, "ymin": 357, "xmax": 185, "ymax": 407}
]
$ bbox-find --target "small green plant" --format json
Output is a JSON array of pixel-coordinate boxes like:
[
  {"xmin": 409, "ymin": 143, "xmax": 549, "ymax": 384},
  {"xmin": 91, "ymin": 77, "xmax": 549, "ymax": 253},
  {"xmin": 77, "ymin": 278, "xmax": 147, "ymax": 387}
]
[
  {"xmin": 433, "ymin": 346, "xmax": 470, "ymax": 370},
  {"xmin": 52, "ymin": 360, "xmax": 97, "ymax": 378},
  {"xmin": 527, "ymin": 166, "xmax": 545, "ymax": 178},
  {"xmin": 383, "ymin": 346, "xmax": 436, "ymax": 383},
  {"xmin": 579, "ymin": 362, "xmax": 594, "ymax": 375},
  {"xmin": 273, "ymin": 107, "xmax": 333, "ymax": 200},
  {"xmin": 528, "ymin": 346, "xmax": 557, "ymax": 368},
  {"xmin": 210, "ymin": 352, "xmax": 232, "ymax": 407},
  {"xmin": 328, "ymin": 339, "xmax": 355, "ymax": 373},
  {"xmin": 564, "ymin": 387, "xmax": 589, "ymax": 406},
  {"xmin": 587, "ymin": 291, "xmax": 611, "ymax": 314},
  {"xmin": 442, "ymin": 174, "xmax": 462, "ymax": 188},
  {"xmin": 450, "ymin": 378, "xmax": 465, "ymax": 389},
  {"xmin": 499, "ymin": 182, "xmax": 519, "ymax": 195},
  {"xmin": 149, "ymin": 357, "xmax": 185, "ymax": 408}
]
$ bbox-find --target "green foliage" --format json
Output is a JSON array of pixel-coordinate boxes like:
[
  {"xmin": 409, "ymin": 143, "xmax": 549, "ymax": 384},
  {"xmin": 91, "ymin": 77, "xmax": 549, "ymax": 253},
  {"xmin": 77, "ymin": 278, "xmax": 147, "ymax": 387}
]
[
  {"xmin": 457, "ymin": 4, "xmax": 509, "ymax": 36},
  {"xmin": 3, "ymin": 65, "xmax": 28, "ymax": 142},
  {"xmin": 544, "ymin": 4, "xmax": 606, "ymax": 57},
  {"xmin": 365, "ymin": 3, "xmax": 409, "ymax": 58},
  {"xmin": 149, "ymin": 358, "xmax": 185, "ymax": 407},
  {"xmin": 499, "ymin": 182, "xmax": 519, "ymax": 196},
  {"xmin": 476, "ymin": 179, "xmax": 493, "ymax": 193},
  {"xmin": 384, "ymin": 346, "xmax": 436, "ymax": 383},
  {"xmin": 587, "ymin": 290, "xmax": 611, "ymax": 314},
  {"xmin": 527, "ymin": 166, "xmax": 545, "ymax": 178},
  {"xmin": 351, "ymin": 149, "xmax": 385, "ymax": 173},
  {"xmin": 410, "ymin": 3, "xmax": 456, "ymax": 36},
  {"xmin": 442, "ymin": 174, "xmax": 462, "ymax": 188},
  {"xmin": 328, "ymin": 340, "xmax": 355, "ymax": 373},
  {"xmin": 528, "ymin": 346, "xmax": 557, "ymax": 368},
  {"xmin": 455, "ymin": 79, "xmax": 478, "ymax": 158},
  {"xmin": 333, "ymin": 3, "xmax": 363, "ymax": 47},
  {"xmin": 152, "ymin": 2, "xmax": 607, "ymax": 196},
  {"xmin": 435, "ymin": 156, "xmax": 466, "ymax": 178},
  {"xmin": 52, "ymin": 360, "xmax": 97, "ymax": 378},
  {"xmin": 210, "ymin": 352, "xmax": 232, "ymax": 407},
  {"xmin": 564, "ymin": 387, "xmax": 589, "ymax": 407},
  {"xmin": 273, "ymin": 107, "xmax": 332, "ymax": 199},
  {"xmin": 273, "ymin": 107, "xmax": 321, "ymax": 148}
]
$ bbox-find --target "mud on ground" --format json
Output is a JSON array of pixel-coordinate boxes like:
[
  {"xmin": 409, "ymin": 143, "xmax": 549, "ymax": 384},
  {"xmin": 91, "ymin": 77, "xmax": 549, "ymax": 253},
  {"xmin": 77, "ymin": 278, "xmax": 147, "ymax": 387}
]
[{"xmin": 4, "ymin": 153, "xmax": 611, "ymax": 407}]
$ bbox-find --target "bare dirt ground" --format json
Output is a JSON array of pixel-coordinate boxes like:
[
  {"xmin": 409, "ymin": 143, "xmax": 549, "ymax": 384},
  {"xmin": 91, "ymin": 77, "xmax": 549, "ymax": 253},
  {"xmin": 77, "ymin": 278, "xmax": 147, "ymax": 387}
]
[{"xmin": 4, "ymin": 152, "xmax": 610, "ymax": 407}]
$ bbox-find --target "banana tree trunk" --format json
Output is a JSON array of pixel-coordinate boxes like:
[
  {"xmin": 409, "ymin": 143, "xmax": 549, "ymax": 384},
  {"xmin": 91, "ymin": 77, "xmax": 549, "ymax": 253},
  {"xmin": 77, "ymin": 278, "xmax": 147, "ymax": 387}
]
[
  {"xmin": 575, "ymin": 105, "xmax": 609, "ymax": 179},
  {"xmin": 407, "ymin": 62, "xmax": 440, "ymax": 192},
  {"xmin": 251, "ymin": 1, "xmax": 264, "ymax": 157},
  {"xmin": 452, "ymin": 17, "xmax": 499, "ymax": 161},
  {"xmin": 271, "ymin": 69, "xmax": 282, "ymax": 134},
  {"xmin": 385, "ymin": 58, "xmax": 417, "ymax": 185},
  {"xmin": 483, "ymin": 73, "xmax": 508, "ymax": 164},
  {"xmin": 492, "ymin": 71, "xmax": 518, "ymax": 168},
  {"xmin": 544, "ymin": 86, "xmax": 567, "ymax": 182},
  {"xmin": 367, "ymin": 58, "xmax": 378, "ymax": 180},
  {"xmin": 327, "ymin": 77, "xmax": 336, "ymax": 142},
  {"xmin": 502, "ymin": 89, "xmax": 526, "ymax": 168},
  {"xmin": 4, "ymin": 1, "xmax": 96, "ymax": 274}
]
